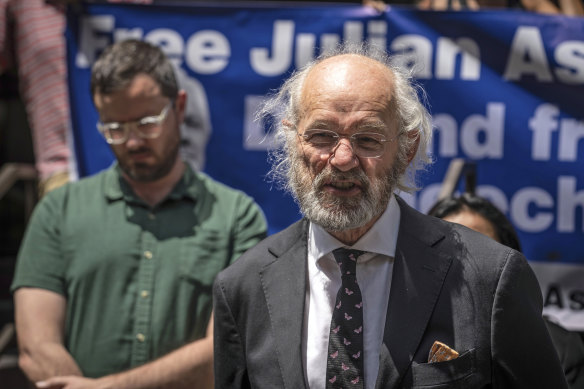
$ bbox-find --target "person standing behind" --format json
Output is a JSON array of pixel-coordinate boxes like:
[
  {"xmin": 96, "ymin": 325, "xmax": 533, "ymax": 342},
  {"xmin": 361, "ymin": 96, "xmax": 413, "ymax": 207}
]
[
  {"xmin": 11, "ymin": 39, "xmax": 267, "ymax": 389},
  {"xmin": 428, "ymin": 193, "xmax": 522, "ymax": 251},
  {"xmin": 0, "ymin": 0, "xmax": 74, "ymax": 194},
  {"xmin": 0, "ymin": 0, "xmax": 212, "ymax": 195},
  {"xmin": 212, "ymin": 43, "xmax": 567, "ymax": 388}
]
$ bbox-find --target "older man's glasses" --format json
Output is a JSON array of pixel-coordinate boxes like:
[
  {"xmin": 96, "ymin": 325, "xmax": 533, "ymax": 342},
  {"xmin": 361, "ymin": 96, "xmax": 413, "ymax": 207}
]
[
  {"xmin": 97, "ymin": 103, "xmax": 172, "ymax": 145},
  {"xmin": 299, "ymin": 129, "xmax": 395, "ymax": 158}
]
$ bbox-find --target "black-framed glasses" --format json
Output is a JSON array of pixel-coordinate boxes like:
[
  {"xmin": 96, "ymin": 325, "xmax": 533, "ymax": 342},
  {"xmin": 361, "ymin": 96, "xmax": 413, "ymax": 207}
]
[
  {"xmin": 96, "ymin": 103, "xmax": 172, "ymax": 145},
  {"xmin": 299, "ymin": 129, "xmax": 396, "ymax": 158}
]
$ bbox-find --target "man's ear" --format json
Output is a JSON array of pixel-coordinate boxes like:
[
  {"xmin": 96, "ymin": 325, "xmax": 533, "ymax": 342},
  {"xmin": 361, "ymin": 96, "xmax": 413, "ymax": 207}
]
[
  {"xmin": 282, "ymin": 119, "xmax": 294, "ymax": 128},
  {"xmin": 174, "ymin": 89, "xmax": 187, "ymax": 124},
  {"xmin": 406, "ymin": 130, "xmax": 421, "ymax": 164}
]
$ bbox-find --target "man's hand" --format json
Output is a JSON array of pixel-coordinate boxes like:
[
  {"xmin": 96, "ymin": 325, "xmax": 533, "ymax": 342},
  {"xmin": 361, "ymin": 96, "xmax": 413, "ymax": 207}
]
[
  {"xmin": 363, "ymin": 0, "xmax": 388, "ymax": 11},
  {"xmin": 38, "ymin": 171, "xmax": 70, "ymax": 197},
  {"xmin": 36, "ymin": 376, "xmax": 109, "ymax": 389},
  {"xmin": 417, "ymin": 0, "xmax": 480, "ymax": 10}
]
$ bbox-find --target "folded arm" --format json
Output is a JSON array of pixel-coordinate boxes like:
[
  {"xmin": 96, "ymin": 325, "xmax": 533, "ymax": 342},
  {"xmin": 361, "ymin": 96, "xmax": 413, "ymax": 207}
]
[
  {"xmin": 14, "ymin": 288, "xmax": 83, "ymax": 382},
  {"xmin": 36, "ymin": 316, "xmax": 214, "ymax": 389}
]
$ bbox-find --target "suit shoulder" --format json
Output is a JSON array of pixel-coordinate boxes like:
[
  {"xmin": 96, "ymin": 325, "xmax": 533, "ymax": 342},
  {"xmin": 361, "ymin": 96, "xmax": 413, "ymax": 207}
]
[
  {"xmin": 452, "ymin": 221, "xmax": 516, "ymax": 258},
  {"xmin": 217, "ymin": 219, "xmax": 307, "ymax": 281},
  {"xmin": 440, "ymin": 218, "xmax": 529, "ymax": 288},
  {"xmin": 399, "ymin": 199, "xmax": 519, "ymax": 271}
]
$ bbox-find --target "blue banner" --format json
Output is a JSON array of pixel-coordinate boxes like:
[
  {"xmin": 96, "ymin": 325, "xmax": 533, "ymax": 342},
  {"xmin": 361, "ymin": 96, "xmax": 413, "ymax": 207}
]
[{"xmin": 66, "ymin": 4, "xmax": 584, "ymax": 264}]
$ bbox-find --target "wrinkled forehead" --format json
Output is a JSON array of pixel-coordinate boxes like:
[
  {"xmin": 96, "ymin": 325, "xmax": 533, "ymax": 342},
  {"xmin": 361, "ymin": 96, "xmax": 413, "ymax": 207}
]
[
  {"xmin": 297, "ymin": 54, "xmax": 396, "ymax": 121},
  {"xmin": 300, "ymin": 55, "xmax": 394, "ymax": 108}
]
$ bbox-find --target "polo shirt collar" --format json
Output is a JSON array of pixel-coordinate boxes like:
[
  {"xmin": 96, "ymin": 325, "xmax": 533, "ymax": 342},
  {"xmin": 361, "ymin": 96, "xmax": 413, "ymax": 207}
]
[{"xmin": 104, "ymin": 162, "xmax": 200, "ymax": 204}]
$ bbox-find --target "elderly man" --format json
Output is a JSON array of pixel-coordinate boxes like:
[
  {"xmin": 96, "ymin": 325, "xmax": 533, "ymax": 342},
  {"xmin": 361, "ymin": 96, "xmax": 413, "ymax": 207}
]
[
  {"xmin": 12, "ymin": 39, "xmax": 267, "ymax": 389},
  {"xmin": 212, "ymin": 44, "xmax": 567, "ymax": 388}
]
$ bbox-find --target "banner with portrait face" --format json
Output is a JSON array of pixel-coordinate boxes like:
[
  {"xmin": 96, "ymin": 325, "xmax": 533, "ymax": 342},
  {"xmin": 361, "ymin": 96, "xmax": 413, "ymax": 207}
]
[{"xmin": 66, "ymin": 3, "xmax": 584, "ymax": 329}]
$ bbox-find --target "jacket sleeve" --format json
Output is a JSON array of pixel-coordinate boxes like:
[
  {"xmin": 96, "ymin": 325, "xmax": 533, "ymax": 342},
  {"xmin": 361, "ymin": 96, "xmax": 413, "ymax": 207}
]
[
  {"xmin": 213, "ymin": 274, "xmax": 251, "ymax": 389},
  {"xmin": 491, "ymin": 249, "xmax": 568, "ymax": 388}
]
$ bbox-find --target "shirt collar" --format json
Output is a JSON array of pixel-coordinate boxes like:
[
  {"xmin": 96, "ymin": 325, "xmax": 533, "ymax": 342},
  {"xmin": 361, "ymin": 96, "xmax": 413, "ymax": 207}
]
[
  {"xmin": 104, "ymin": 161, "xmax": 199, "ymax": 204},
  {"xmin": 308, "ymin": 194, "xmax": 400, "ymax": 262}
]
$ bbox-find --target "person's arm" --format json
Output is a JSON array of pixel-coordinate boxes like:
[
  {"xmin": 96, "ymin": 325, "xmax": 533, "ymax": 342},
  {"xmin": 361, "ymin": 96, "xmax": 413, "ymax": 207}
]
[
  {"xmin": 362, "ymin": 0, "xmax": 389, "ymax": 11},
  {"xmin": 491, "ymin": 250, "xmax": 568, "ymax": 388},
  {"xmin": 14, "ymin": 288, "xmax": 83, "ymax": 382},
  {"xmin": 36, "ymin": 315, "xmax": 214, "ymax": 389},
  {"xmin": 417, "ymin": 0, "xmax": 480, "ymax": 10},
  {"xmin": 519, "ymin": 0, "xmax": 561, "ymax": 13},
  {"xmin": 213, "ymin": 276, "xmax": 250, "ymax": 389},
  {"xmin": 557, "ymin": 0, "xmax": 584, "ymax": 14}
]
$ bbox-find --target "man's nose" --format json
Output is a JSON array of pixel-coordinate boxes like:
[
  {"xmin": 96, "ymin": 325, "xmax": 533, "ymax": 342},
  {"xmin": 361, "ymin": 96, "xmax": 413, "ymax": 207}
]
[
  {"xmin": 124, "ymin": 126, "xmax": 144, "ymax": 149},
  {"xmin": 329, "ymin": 139, "xmax": 358, "ymax": 171}
]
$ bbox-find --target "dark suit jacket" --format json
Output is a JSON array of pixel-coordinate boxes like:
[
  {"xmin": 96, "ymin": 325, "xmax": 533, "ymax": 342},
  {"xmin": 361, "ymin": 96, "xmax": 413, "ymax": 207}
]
[
  {"xmin": 544, "ymin": 318, "xmax": 584, "ymax": 389},
  {"xmin": 213, "ymin": 196, "xmax": 568, "ymax": 388}
]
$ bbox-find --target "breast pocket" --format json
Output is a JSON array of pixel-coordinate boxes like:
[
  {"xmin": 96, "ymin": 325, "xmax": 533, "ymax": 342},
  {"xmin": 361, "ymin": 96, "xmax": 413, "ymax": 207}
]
[
  {"xmin": 411, "ymin": 348, "xmax": 476, "ymax": 388},
  {"xmin": 179, "ymin": 229, "xmax": 230, "ymax": 287}
]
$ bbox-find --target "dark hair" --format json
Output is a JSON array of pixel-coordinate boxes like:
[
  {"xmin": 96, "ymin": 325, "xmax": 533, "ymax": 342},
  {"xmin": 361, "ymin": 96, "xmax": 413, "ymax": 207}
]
[
  {"xmin": 90, "ymin": 39, "xmax": 178, "ymax": 99},
  {"xmin": 428, "ymin": 193, "xmax": 522, "ymax": 252}
]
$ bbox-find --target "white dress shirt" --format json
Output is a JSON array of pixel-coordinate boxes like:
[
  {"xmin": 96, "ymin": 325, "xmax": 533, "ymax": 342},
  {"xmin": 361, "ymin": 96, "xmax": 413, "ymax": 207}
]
[{"xmin": 303, "ymin": 195, "xmax": 400, "ymax": 389}]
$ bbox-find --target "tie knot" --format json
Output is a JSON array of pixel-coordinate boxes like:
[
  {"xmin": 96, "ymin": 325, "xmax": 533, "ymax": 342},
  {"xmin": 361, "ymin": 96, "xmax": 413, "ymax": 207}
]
[{"xmin": 332, "ymin": 248, "xmax": 364, "ymax": 277}]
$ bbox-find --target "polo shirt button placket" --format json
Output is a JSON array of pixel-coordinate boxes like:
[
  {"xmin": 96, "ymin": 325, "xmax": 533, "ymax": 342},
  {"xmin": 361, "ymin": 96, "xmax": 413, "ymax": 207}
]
[{"xmin": 132, "ymin": 242, "xmax": 155, "ymax": 366}]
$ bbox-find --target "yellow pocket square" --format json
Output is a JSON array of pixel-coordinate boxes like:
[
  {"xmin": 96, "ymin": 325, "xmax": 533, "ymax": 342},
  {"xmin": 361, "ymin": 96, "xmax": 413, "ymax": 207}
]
[{"xmin": 428, "ymin": 341, "xmax": 459, "ymax": 363}]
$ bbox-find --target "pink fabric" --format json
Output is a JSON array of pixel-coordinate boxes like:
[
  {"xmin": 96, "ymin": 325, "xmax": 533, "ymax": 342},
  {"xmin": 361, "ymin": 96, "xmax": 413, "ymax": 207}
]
[
  {"xmin": 0, "ymin": 0, "xmax": 153, "ymax": 180},
  {"xmin": 1, "ymin": 0, "xmax": 70, "ymax": 180}
]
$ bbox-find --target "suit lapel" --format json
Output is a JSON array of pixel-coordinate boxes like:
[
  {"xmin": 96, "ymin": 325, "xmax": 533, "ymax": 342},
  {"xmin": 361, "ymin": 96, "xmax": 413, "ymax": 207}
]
[
  {"xmin": 381, "ymin": 197, "xmax": 453, "ymax": 387},
  {"xmin": 258, "ymin": 202, "xmax": 453, "ymax": 388},
  {"xmin": 260, "ymin": 220, "xmax": 309, "ymax": 389}
]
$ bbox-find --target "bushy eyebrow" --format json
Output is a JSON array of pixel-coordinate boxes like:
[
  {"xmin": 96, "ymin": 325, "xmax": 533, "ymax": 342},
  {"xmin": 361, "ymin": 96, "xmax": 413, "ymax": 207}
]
[
  {"xmin": 304, "ymin": 119, "xmax": 388, "ymax": 133},
  {"xmin": 357, "ymin": 121, "xmax": 387, "ymax": 133},
  {"xmin": 305, "ymin": 120, "xmax": 334, "ymax": 130}
]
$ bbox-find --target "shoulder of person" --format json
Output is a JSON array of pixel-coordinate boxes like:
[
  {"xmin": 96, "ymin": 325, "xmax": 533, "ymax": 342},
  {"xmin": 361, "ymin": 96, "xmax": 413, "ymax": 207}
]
[
  {"xmin": 193, "ymin": 170, "xmax": 256, "ymax": 203},
  {"xmin": 217, "ymin": 219, "xmax": 306, "ymax": 278},
  {"xmin": 37, "ymin": 168, "xmax": 111, "ymax": 208},
  {"xmin": 399, "ymin": 196, "xmax": 523, "ymax": 274},
  {"xmin": 397, "ymin": 196, "xmax": 511, "ymax": 252}
]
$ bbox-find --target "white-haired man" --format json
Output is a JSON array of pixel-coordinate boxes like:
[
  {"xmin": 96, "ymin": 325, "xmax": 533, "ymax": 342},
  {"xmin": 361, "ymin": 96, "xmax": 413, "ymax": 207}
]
[{"xmin": 212, "ymin": 44, "xmax": 567, "ymax": 389}]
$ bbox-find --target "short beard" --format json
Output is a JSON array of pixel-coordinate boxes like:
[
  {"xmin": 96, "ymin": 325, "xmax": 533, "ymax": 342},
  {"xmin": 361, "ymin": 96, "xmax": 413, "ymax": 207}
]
[
  {"xmin": 116, "ymin": 133, "xmax": 181, "ymax": 183},
  {"xmin": 289, "ymin": 152, "xmax": 400, "ymax": 232},
  {"xmin": 122, "ymin": 156, "xmax": 175, "ymax": 182}
]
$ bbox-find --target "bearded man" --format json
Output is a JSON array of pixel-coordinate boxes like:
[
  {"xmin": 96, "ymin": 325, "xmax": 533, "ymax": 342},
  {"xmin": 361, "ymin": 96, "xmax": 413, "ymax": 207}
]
[
  {"xmin": 12, "ymin": 39, "xmax": 266, "ymax": 389},
  {"xmin": 212, "ymin": 44, "xmax": 567, "ymax": 389}
]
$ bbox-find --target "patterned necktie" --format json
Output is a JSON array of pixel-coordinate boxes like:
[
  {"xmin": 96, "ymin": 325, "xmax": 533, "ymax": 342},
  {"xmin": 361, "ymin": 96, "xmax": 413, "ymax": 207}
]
[{"xmin": 326, "ymin": 248, "xmax": 365, "ymax": 389}]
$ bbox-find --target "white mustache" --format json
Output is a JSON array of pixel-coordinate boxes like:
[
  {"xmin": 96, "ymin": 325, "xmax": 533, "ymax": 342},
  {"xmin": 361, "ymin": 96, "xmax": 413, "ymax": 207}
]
[{"xmin": 313, "ymin": 168, "xmax": 370, "ymax": 191}]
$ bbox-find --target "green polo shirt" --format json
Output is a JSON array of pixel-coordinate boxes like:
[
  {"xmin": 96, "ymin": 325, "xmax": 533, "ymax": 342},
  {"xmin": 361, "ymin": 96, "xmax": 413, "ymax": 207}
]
[{"xmin": 11, "ymin": 163, "xmax": 267, "ymax": 378}]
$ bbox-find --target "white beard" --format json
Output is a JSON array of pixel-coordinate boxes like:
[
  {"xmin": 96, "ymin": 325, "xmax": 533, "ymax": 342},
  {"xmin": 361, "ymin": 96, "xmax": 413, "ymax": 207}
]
[{"xmin": 289, "ymin": 153, "xmax": 399, "ymax": 232}]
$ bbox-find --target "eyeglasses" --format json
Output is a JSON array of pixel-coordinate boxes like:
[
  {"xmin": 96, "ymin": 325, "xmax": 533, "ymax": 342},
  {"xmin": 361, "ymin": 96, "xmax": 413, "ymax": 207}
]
[
  {"xmin": 96, "ymin": 103, "xmax": 172, "ymax": 145},
  {"xmin": 299, "ymin": 129, "xmax": 396, "ymax": 158}
]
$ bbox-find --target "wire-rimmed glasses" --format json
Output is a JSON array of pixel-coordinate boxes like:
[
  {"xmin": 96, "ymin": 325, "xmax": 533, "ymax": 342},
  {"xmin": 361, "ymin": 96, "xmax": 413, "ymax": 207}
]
[{"xmin": 299, "ymin": 129, "xmax": 396, "ymax": 158}]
